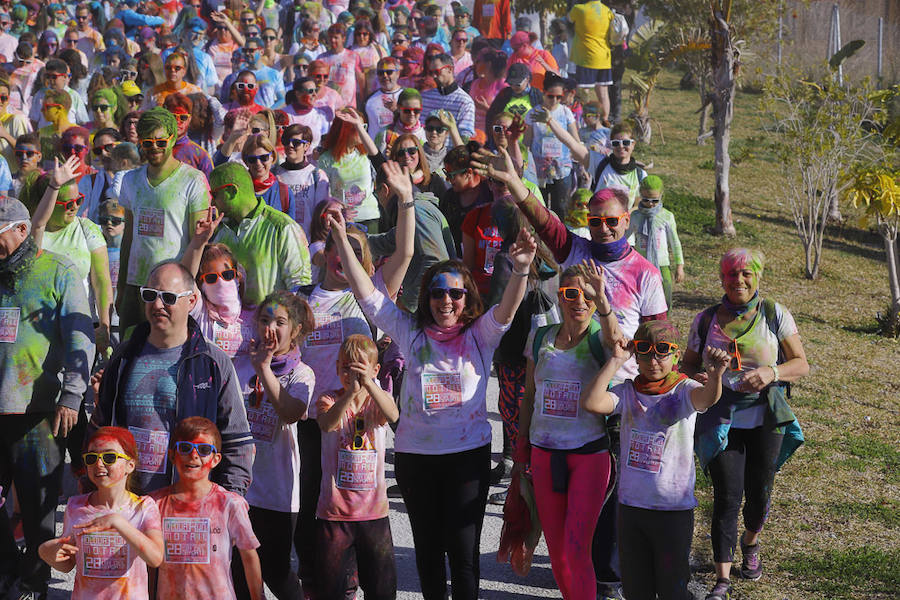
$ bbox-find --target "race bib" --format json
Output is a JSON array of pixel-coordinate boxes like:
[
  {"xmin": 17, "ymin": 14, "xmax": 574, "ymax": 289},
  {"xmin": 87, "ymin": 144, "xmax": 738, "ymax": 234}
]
[
  {"xmin": 306, "ymin": 312, "xmax": 343, "ymax": 347},
  {"xmin": 81, "ymin": 532, "xmax": 129, "ymax": 578},
  {"xmin": 128, "ymin": 427, "xmax": 169, "ymax": 474},
  {"xmin": 421, "ymin": 372, "xmax": 463, "ymax": 411},
  {"xmin": 336, "ymin": 449, "xmax": 378, "ymax": 491},
  {"xmin": 541, "ymin": 380, "xmax": 580, "ymax": 419},
  {"xmin": 212, "ymin": 320, "xmax": 247, "ymax": 357},
  {"xmin": 137, "ymin": 208, "xmax": 165, "ymax": 238},
  {"xmin": 0, "ymin": 307, "xmax": 20, "ymax": 343},
  {"xmin": 541, "ymin": 138, "xmax": 563, "ymax": 159},
  {"xmin": 343, "ymin": 186, "xmax": 365, "ymax": 209},
  {"xmin": 377, "ymin": 107, "xmax": 394, "ymax": 127},
  {"xmin": 246, "ymin": 396, "xmax": 278, "ymax": 443},
  {"xmin": 163, "ymin": 517, "xmax": 211, "ymax": 564},
  {"xmin": 627, "ymin": 429, "xmax": 666, "ymax": 473},
  {"xmin": 483, "ymin": 245, "xmax": 499, "ymax": 275},
  {"xmin": 331, "ymin": 64, "xmax": 348, "ymax": 85}
]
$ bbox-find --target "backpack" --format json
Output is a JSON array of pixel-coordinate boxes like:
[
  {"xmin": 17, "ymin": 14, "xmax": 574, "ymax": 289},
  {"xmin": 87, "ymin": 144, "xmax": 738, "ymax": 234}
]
[
  {"xmin": 531, "ymin": 318, "xmax": 606, "ymax": 366},
  {"xmin": 695, "ymin": 298, "xmax": 791, "ymax": 396},
  {"xmin": 607, "ymin": 10, "xmax": 629, "ymax": 46}
]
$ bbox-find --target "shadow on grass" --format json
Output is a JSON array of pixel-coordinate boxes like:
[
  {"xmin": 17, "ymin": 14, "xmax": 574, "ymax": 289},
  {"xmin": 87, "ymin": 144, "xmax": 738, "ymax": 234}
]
[
  {"xmin": 663, "ymin": 187, "xmax": 716, "ymax": 236},
  {"xmin": 780, "ymin": 546, "xmax": 900, "ymax": 599},
  {"xmin": 747, "ymin": 211, "xmax": 885, "ymax": 263}
]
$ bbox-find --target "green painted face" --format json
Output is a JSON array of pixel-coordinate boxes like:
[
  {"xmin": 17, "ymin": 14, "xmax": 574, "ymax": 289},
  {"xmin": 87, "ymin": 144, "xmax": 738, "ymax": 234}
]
[{"xmin": 209, "ymin": 163, "xmax": 258, "ymax": 222}]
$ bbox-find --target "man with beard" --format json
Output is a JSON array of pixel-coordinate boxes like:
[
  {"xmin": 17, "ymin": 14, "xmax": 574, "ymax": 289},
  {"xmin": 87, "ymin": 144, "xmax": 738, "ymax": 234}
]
[{"xmin": 116, "ymin": 107, "xmax": 209, "ymax": 337}]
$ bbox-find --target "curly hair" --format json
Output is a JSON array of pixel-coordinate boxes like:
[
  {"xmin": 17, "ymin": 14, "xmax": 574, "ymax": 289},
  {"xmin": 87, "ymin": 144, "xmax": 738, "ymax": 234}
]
[
  {"xmin": 415, "ymin": 260, "xmax": 485, "ymax": 330},
  {"xmin": 256, "ymin": 291, "xmax": 315, "ymax": 345}
]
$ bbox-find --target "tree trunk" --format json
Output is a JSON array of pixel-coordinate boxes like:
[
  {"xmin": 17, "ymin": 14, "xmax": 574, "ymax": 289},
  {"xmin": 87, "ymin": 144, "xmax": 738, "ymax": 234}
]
[
  {"xmin": 884, "ymin": 231, "xmax": 900, "ymax": 335},
  {"xmin": 698, "ymin": 102, "xmax": 710, "ymax": 144},
  {"xmin": 710, "ymin": 10, "xmax": 736, "ymax": 236}
]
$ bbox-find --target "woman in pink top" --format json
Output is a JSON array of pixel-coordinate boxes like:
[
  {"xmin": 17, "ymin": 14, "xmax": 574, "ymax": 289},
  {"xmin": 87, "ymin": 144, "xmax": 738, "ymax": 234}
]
[{"xmin": 468, "ymin": 49, "xmax": 509, "ymax": 134}]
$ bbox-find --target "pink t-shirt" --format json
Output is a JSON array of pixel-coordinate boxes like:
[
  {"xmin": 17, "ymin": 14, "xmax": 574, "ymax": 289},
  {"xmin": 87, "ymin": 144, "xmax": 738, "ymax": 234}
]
[
  {"xmin": 469, "ymin": 78, "xmax": 508, "ymax": 133},
  {"xmin": 318, "ymin": 49, "xmax": 362, "ymax": 108},
  {"xmin": 62, "ymin": 492, "xmax": 162, "ymax": 600},
  {"xmin": 316, "ymin": 391, "xmax": 390, "ymax": 521},
  {"xmin": 151, "ymin": 484, "xmax": 260, "ymax": 600}
]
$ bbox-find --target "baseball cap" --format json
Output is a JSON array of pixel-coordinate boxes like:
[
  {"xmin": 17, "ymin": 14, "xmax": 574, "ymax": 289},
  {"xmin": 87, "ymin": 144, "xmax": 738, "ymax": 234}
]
[
  {"xmin": 506, "ymin": 63, "xmax": 531, "ymax": 85},
  {"xmin": 453, "ymin": 4, "xmax": 470, "ymax": 15},
  {"xmin": 120, "ymin": 80, "xmax": 142, "ymax": 97},
  {"xmin": 0, "ymin": 196, "xmax": 30, "ymax": 225},
  {"xmin": 187, "ymin": 18, "xmax": 207, "ymax": 33},
  {"xmin": 139, "ymin": 27, "xmax": 155, "ymax": 40}
]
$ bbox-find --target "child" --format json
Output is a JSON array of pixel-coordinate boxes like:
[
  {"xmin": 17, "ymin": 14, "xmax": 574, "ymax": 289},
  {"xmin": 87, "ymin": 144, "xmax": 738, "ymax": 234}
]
[
  {"xmin": 578, "ymin": 101, "xmax": 611, "ymax": 156},
  {"xmin": 39, "ymin": 427, "xmax": 164, "ymax": 600},
  {"xmin": 582, "ymin": 321, "xmax": 731, "ymax": 600},
  {"xmin": 232, "ymin": 292, "xmax": 316, "ymax": 599},
  {"xmin": 151, "ymin": 418, "xmax": 263, "ymax": 600},
  {"xmin": 274, "ymin": 124, "xmax": 330, "ymax": 239},
  {"xmin": 315, "ymin": 334, "xmax": 399, "ymax": 600},
  {"xmin": 626, "ymin": 175, "xmax": 685, "ymax": 308},
  {"xmin": 563, "ymin": 188, "xmax": 591, "ymax": 240}
]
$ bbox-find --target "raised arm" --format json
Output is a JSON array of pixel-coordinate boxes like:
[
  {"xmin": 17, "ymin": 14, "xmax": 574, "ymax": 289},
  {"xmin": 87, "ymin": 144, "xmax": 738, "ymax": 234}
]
[
  {"xmin": 31, "ymin": 156, "xmax": 79, "ymax": 248},
  {"xmin": 324, "ymin": 206, "xmax": 376, "ymax": 300},
  {"xmin": 578, "ymin": 258, "xmax": 624, "ymax": 347},
  {"xmin": 181, "ymin": 206, "xmax": 223, "ymax": 277},
  {"xmin": 378, "ymin": 161, "xmax": 416, "ymax": 300},
  {"xmin": 339, "ymin": 107, "xmax": 379, "ymax": 157},
  {"xmin": 582, "ymin": 340, "xmax": 630, "ymax": 414},
  {"xmin": 690, "ymin": 346, "xmax": 730, "ymax": 411},
  {"xmin": 531, "ymin": 105, "xmax": 589, "ymax": 166},
  {"xmin": 493, "ymin": 228, "xmax": 536, "ymax": 325}
]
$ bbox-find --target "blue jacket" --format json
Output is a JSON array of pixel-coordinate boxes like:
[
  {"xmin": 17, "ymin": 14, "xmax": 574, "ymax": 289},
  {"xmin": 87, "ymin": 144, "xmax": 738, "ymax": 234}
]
[
  {"xmin": 90, "ymin": 317, "xmax": 254, "ymax": 495},
  {"xmin": 114, "ymin": 9, "xmax": 165, "ymax": 38}
]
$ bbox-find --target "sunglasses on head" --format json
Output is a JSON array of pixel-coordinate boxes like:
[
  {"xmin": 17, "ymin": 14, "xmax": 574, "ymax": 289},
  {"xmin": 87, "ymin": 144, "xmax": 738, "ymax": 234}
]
[
  {"xmin": 395, "ymin": 146, "xmax": 417, "ymax": 158},
  {"xmin": 558, "ymin": 287, "xmax": 586, "ymax": 302},
  {"xmin": 587, "ymin": 214, "xmax": 627, "ymax": 228},
  {"xmin": 98, "ymin": 215, "xmax": 124, "ymax": 226},
  {"xmin": 55, "ymin": 193, "xmax": 85, "ymax": 211},
  {"xmin": 287, "ymin": 137, "xmax": 312, "ymax": 148},
  {"xmin": 610, "ymin": 139, "xmax": 634, "ymax": 148},
  {"xmin": 140, "ymin": 287, "xmax": 193, "ymax": 305},
  {"xmin": 174, "ymin": 441, "xmax": 218, "ymax": 456},
  {"xmin": 632, "ymin": 340, "xmax": 679, "ymax": 356},
  {"xmin": 83, "ymin": 451, "xmax": 131, "ymax": 466},
  {"xmin": 245, "ymin": 153, "xmax": 271, "ymax": 164},
  {"xmin": 236, "ymin": 81, "xmax": 256, "ymax": 90},
  {"xmin": 425, "ymin": 125, "xmax": 446, "ymax": 133},
  {"xmin": 199, "ymin": 269, "xmax": 236, "ymax": 285},
  {"xmin": 727, "ymin": 339, "xmax": 742, "ymax": 371},
  {"xmin": 140, "ymin": 137, "xmax": 171, "ymax": 149},
  {"xmin": 429, "ymin": 287, "xmax": 466, "ymax": 301}
]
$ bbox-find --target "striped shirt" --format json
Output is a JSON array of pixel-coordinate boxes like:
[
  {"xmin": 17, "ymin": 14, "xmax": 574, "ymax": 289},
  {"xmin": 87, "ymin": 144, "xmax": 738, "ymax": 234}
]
[{"xmin": 421, "ymin": 83, "xmax": 476, "ymax": 139}]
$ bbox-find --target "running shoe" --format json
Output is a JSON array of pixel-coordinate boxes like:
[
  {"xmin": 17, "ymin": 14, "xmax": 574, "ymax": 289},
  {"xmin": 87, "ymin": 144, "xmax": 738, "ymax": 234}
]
[
  {"xmin": 740, "ymin": 540, "xmax": 763, "ymax": 580},
  {"xmin": 705, "ymin": 578, "xmax": 732, "ymax": 600}
]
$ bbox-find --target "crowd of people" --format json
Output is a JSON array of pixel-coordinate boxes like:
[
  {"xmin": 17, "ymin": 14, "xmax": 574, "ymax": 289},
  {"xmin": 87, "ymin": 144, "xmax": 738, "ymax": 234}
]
[{"xmin": 0, "ymin": 1, "xmax": 811, "ymax": 600}]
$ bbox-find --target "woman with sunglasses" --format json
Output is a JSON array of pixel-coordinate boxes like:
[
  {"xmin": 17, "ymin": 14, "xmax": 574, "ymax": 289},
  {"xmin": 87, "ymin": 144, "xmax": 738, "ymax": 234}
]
[
  {"xmin": 241, "ymin": 133, "xmax": 296, "ymax": 217},
  {"xmin": 136, "ymin": 52, "xmax": 165, "ymax": 90},
  {"xmin": 87, "ymin": 88, "xmax": 118, "ymax": 134},
  {"xmin": 373, "ymin": 87, "xmax": 425, "ymax": 155},
  {"xmin": 274, "ymin": 124, "xmax": 329, "ymax": 238},
  {"xmin": 680, "ymin": 249, "xmax": 808, "ymax": 600},
  {"xmin": 327, "ymin": 182, "xmax": 538, "ymax": 600},
  {"xmin": 440, "ymin": 142, "xmax": 494, "ymax": 255},
  {"xmin": 27, "ymin": 156, "xmax": 113, "ymax": 358},
  {"xmin": 119, "ymin": 111, "xmax": 141, "ymax": 145},
  {"xmin": 449, "ymin": 28, "xmax": 472, "ymax": 77},
  {"xmin": 0, "ymin": 80, "xmax": 33, "ymax": 178},
  {"xmin": 260, "ymin": 27, "xmax": 289, "ymax": 72},
  {"xmin": 37, "ymin": 30, "xmax": 59, "ymax": 62}
]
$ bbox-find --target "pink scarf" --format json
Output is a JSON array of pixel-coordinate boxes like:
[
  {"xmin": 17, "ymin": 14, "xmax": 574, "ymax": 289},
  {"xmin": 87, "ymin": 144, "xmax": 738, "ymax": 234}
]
[{"xmin": 425, "ymin": 323, "xmax": 463, "ymax": 342}]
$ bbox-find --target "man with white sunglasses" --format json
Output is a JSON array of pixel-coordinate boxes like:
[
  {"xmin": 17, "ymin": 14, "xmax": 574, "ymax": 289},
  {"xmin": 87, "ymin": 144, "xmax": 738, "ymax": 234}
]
[
  {"xmin": 90, "ymin": 259, "xmax": 253, "ymax": 497},
  {"xmin": 0, "ymin": 196, "xmax": 94, "ymax": 600}
]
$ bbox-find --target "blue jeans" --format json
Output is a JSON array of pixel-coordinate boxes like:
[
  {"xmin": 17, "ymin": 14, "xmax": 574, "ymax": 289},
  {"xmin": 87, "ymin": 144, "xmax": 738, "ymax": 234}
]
[{"xmin": 0, "ymin": 414, "xmax": 65, "ymax": 593}]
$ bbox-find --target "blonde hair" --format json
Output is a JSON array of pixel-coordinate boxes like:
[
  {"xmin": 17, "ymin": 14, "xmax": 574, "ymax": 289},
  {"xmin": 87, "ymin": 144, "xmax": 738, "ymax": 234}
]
[
  {"xmin": 241, "ymin": 131, "xmax": 278, "ymax": 164},
  {"xmin": 338, "ymin": 334, "xmax": 378, "ymax": 366}
]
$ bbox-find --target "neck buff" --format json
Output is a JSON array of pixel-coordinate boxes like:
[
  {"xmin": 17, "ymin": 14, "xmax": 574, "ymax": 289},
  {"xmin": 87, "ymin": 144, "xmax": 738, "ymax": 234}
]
[
  {"xmin": 425, "ymin": 322, "xmax": 463, "ymax": 342},
  {"xmin": 279, "ymin": 160, "xmax": 307, "ymax": 170},
  {"xmin": 201, "ymin": 278, "xmax": 242, "ymax": 325},
  {"xmin": 638, "ymin": 202, "xmax": 662, "ymax": 237},
  {"xmin": 411, "ymin": 169, "xmax": 424, "ymax": 185},
  {"xmin": 252, "ymin": 172, "xmax": 277, "ymax": 193},
  {"xmin": 0, "ymin": 236, "xmax": 37, "ymax": 292},
  {"xmin": 399, "ymin": 120, "xmax": 421, "ymax": 134},
  {"xmin": 609, "ymin": 155, "xmax": 637, "ymax": 174},
  {"xmin": 634, "ymin": 371, "xmax": 687, "ymax": 395},
  {"xmin": 108, "ymin": 233, "xmax": 123, "ymax": 248},
  {"xmin": 722, "ymin": 290, "xmax": 760, "ymax": 316},
  {"xmin": 590, "ymin": 236, "xmax": 631, "ymax": 263},
  {"xmin": 270, "ymin": 345, "xmax": 302, "ymax": 377}
]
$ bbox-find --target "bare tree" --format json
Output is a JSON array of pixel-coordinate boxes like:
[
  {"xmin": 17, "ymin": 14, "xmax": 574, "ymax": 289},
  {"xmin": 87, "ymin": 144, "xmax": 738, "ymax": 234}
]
[{"xmin": 709, "ymin": 0, "xmax": 737, "ymax": 236}]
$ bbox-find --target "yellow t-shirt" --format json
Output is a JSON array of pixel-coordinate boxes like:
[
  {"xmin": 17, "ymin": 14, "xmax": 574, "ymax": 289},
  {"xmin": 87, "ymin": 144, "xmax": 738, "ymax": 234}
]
[{"xmin": 568, "ymin": 1, "xmax": 613, "ymax": 70}]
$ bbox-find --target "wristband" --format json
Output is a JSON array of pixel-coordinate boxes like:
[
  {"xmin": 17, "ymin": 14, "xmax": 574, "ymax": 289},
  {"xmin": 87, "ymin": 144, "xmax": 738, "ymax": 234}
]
[
  {"xmin": 771, "ymin": 364, "xmax": 780, "ymax": 382},
  {"xmin": 511, "ymin": 269, "xmax": 529, "ymax": 277},
  {"xmin": 48, "ymin": 183, "xmax": 60, "ymax": 190},
  {"xmin": 597, "ymin": 306, "xmax": 612, "ymax": 317},
  {"xmin": 399, "ymin": 199, "xmax": 415, "ymax": 209}
]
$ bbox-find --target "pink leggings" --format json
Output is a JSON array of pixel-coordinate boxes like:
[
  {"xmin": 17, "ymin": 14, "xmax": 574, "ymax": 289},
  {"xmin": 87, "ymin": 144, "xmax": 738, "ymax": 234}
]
[{"xmin": 531, "ymin": 446, "xmax": 611, "ymax": 600}]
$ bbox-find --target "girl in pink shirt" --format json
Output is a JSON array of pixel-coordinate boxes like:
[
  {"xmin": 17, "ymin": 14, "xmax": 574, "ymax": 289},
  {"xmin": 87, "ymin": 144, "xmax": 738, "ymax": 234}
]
[{"xmin": 39, "ymin": 427, "xmax": 164, "ymax": 600}]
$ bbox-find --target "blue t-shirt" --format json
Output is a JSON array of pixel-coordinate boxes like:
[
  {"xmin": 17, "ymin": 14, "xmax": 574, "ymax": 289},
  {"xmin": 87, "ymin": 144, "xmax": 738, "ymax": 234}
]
[
  {"xmin": 0, "ymin": 154, "xmax": 12, "ymax": 195},
  {"xmin": 525, "ymin": 104, "xmax": 576, "ymax": 185}
]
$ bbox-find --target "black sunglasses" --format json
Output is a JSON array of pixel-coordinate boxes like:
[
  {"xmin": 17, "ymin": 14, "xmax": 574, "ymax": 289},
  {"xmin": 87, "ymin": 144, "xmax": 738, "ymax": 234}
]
[
  {"xmin": 199, "ymin": 269, "xmax": 236, "ymax": 284},
  {"xmin": 92, "ymin": 143, "xmax": 116, "ymax": 156},
  {"xmin": 395, "ymin": 146, "xmax": 417, "ymax": 157},
  {"xmin": 429, "ymin": 287, "xmax": 466, "ymax": 301},
  {"xmin": 425, "ymin": 125, "xmax": 447, "ymax": 133},
  {"xmin": 244, "ymin": 153, "xmax": 271, "ymax": 164},
  {"xmin": 98, "ymin": 215, "xmax": 125, "ymax": 226},
  {"xmin": 287, "ymin": 138, "xmax": 312, "ymax": 148}
]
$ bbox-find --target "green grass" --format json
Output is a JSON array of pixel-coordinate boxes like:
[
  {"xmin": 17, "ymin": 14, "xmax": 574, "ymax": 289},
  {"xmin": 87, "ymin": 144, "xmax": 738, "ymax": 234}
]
[{"xmin": 593, "ymin": 68, "xmax": 900, "ymax": 600}]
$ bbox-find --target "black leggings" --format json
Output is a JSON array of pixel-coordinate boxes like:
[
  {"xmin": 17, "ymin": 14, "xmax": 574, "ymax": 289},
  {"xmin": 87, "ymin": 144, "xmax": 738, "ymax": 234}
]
[
  {"xmin": 295, "ymin": 418, "xmax": 322, "ymax": 594},
  {"xmin": 395, "ymin": 444, "xmax": 491, "ymax": 600},
  {"xmin": 541, "ymin": 174, "xmax": 573, "ymax": 222},
  {"xmin": 708, "ymin": 426, "xmax": 784, "ymax": 563},
  {"xmin": 233, "ymin": 507, "xmax": 301, "ymax": 600},
  {"xmin": 315, "ymin": 517, "xmax": 397, "ymax": 600},
  {"xmin": 618, "ymin": 504, "xmax": 694, "ymax": 600}
]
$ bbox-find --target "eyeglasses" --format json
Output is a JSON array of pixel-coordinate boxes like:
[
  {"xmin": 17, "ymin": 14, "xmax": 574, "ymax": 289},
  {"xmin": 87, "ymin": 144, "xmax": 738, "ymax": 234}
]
[
  {"xmin": 129, "ymin": 95, "xmax": 144, "ymax": 103},
  {"xmin": 587, "ymin": 214, "xmax": 628, "ymax": 229},
  {"xmin": 91, "ymin": 104, "xmax": 111, "ymax": 112},
  {"xmin": 199, "ymin": 269, "xmax": 236, "ymax": 285},
  {"xmin": 174, "ymin": 113, "xmax": 191, "ymax": 122},
  {"xmin": 47, "ymin": 72, "xmax": 68, "ymax": 79},
  {"xmin": 164, "ymin": 64, "xmax": 184, "ymax": 72},
  {"xmin": 453, "ymin": 37, "xmax": 468, "ymax": 43},
  {"xmin": 140, "ymin": 287, "xmax": 193, "ymax": 305},
  {"xmin": 0, "ymin": 220, "xmax": 25, "ymax": 235},
  {"xmin": 14, "ymin": 150, "xmax": 37, "ymax": 159},
  {"xmin": 312, "ymin": 74, "xmax": 328, "ymax": 81},
  {"xmin": 212, "ymin": 182, "xmax": 237, "ymax": 197},
  {"xmin": 294, "ymin": 63, "xmax": 309, "ymax": 70},
  {"xmin": 610, "ymin": 139, "xmax": 634, "ymax": 148},
  {"xmin": 120, "ymin": 69, "xmax": 138, "ymax": 79},
  {"xmin": 400, "ymin": 107, "xmax": 421, "ymax": 115},
  {"xmin": 425, "ymin": 125, "xmax": 446, "ymax": 133},
  {"xmin": 98, "ymin": 215, "xmax": 125, "ymax": 226},
  {"xmin": 55, "ymin": 193, "xmax": 84, "ymax": 211},
  {"xmin": 0, "ymin": 95, "xmax": 8, "ymax": 103},
  {"xmin": 491, "ymin": 125, "xmax": 507, "ymax": 134},
  {"xmin": 250, "ymin": 127, "xmax": 264, "ymax": 135},
  {"xmin": 376, "ymin": 69, "xmax": 397, "ymax": 76},
  {"xmin": 351, "ymin": 415, "xmax": 366, "ymax": 450},
  {"xmin": 287, "ymin": 138, "xmax": 311, "ymax": 148},
  {"xmin": 632, "ymin": 340, "xmax": 679, "ymax": 356},
  {"xmin": 427, "ymin": 64, "xmax": 452, "ymax": 78},
  {"xmin": 173, "ymin": 441, "xmax": 218, "ymax": 457},
  {"xmin": 727, "ymin": 339, "xmax": 742, "ymax": 371},
  {"xmin": 395, "ymin": 146, "xmax": 418, "ymax": 158},
  {"xmin": 392, "ymin": 38, "xmax": 406, "ymax": 45},
  {"xmin": 65, "ymin": 38, "xmax": 79, "ymax": 45},
  {"xmin": 235, "ymin": 82, "xmax": 256, "ymax": 90},
  {"xmin": 558, "ymin": 287, "xmax": 586, "ymax": 302},
  {"xmin": 140, "ymin": 137, "xmax": 171, "ymax": 149},
  {"xmin": 76, "ymin": 15, "xmax": 89, "ymax": 21},
  {"xmin": 83, "ymin": 452, "xmax": 131, "ymax": 466},
  {"xmin": 584, "ymin": 112, "xmax": 599, "ymax": 118},
  {"xmin": 92, "ymin": 143, "xmax": 117, "ymax": 156},
  {"xmin": 244, "ymin": 153, "xmax": 271, "ymax": 164},
  {"xmin": 429, "ymin": 287, "xmax": 467, "ymax": 301}
]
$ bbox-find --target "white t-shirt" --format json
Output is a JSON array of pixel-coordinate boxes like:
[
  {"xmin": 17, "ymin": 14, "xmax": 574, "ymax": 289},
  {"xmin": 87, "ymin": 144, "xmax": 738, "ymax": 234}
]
[
  {"xmin": 687, "ymin": 302, "xmax": 798, "ymax": 429},
  {"xmin": 119, "ymin": 163, "xmax": 209, "ymax": 287},
  {"xmin": 282, "ymin": 106, "xmax": 330, "ymax": 150},
  {"xmin": 526, "ymin": 324, "xmax": 608, "ymax": 450},
  {"xmin": 299, "ymin": 285, "xmax": 374, "ymax": 418},
  {"xmin": 587, "ymin": 150, "xmax": 648, "ymax": 210},
  {"xmin": 189, "ymin": 299, "xmax": 256, "ymax": 359},
  {"xmin": 610, "ymin": 378, "xmax": 703, "ymax": 511},
  {"xmin": 561, "ymin": 243, "xmax": 668, "ymax": 382},
  {"xmin": 42, "ymin": 217, "xmax": 106, "ymax": 304},
  {"xmin": 358, "ymin": 287, "xmax": 510, "ymax": 454},
  {"xmin": 365, "ymin": 88, "xmax": 403, "ymax": 142},
  {"xmin": 236, "ymin": 349, "xmax": 314, "ymax": 513},
  {"xmin": 273, "ymin": 163, "xmax": 330, "ymax": 238}
]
